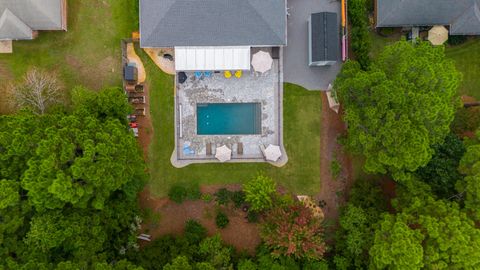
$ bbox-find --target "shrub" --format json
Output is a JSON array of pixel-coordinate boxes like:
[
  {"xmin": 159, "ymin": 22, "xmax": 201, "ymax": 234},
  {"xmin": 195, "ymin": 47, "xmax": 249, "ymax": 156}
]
[
  {"xmin": 330, "ymin": 158, "xmax": 342, "ymax": 179},
  {"xmin": 168, "ymin": 185, "xmax": 188, "ymax": 203},
  {"xmin": 201, "ymin": 193, "xmax": 213, "ymax": 202},
  {"xmin": 168, "ymin": 183, "xmax": 201, "ymax": 203},
  {"xmin": 184, "ymin": 220, "xmax": 207, "ymax": 244},
  {"xmin": 214, "ymin": 188, "xmax": 232, "ymax": 205},
  {"xmin": 243, "ymin": 175, "xmax": 277, "ymax": 212},
  {"xmin": 231, "ymin": 191, "xmax": 246, "ymax": 208},
  {"xmin": 215, "ymin": 211, "xmax": 230, "ymax": 229}
]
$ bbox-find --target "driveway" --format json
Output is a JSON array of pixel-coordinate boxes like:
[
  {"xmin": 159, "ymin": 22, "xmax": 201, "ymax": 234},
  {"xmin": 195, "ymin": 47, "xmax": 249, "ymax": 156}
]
[{"xmin": 284, "ymin": 0, "xmax": 342, "ymax": 90}]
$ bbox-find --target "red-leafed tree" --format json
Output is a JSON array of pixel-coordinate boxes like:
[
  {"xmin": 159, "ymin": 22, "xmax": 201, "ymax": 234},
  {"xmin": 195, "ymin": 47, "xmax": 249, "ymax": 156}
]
[{"xmin": 261, "ymin": 203, "xmax": 326, "ymax": 260}]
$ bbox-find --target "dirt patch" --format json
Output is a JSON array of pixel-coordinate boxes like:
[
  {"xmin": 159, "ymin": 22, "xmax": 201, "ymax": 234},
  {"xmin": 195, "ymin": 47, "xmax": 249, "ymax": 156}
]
[
  {"xmin": 138, "ymin": 186, "xmax": 261, "ymax": 254},
  {"xmin": 316, "ymin": 92, "xmax": 354, "ymax": 222},
  {"xmin": 0, "ymin": 61, "xmax": 16, "ymax": 114}
]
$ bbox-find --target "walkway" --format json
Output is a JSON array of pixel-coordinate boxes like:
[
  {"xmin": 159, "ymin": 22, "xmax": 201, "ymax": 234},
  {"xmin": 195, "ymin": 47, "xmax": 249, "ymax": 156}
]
[{"xmin": 284, "ymin": 0, "xmax": 342, "ymax": 90}]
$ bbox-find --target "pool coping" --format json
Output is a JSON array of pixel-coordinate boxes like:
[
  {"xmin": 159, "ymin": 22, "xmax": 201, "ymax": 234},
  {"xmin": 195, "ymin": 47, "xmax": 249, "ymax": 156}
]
[{"xmin": 171, "ymin": 47, "xmax": 288, "ymax": 168}]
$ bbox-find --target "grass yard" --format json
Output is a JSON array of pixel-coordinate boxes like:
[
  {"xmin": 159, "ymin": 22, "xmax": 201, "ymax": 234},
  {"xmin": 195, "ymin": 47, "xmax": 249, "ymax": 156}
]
[
  {"xmin": 0, "ymin": 0, "xmax": 138, "ymax": 113},
  {"xmin": 141, "ymin": 49, "xmax": 322, "ymax": 197},
  {"xmin": 445, "ymin": 38, "xmax": 480, "ymax": 99}
]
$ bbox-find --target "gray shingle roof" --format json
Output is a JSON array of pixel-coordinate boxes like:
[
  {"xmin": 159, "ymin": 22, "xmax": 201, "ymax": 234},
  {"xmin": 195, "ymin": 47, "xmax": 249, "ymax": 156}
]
[
  {"xmin": 140, "ymin": 0, "xmax": 287, "ymax": 47},
  {"xmin": 310, "ymin": 12, "xmax": 338, "ymax": 62},
  {"xmin": 376, "ymin": 0, "xmax": 480, "ymax": 35},
  {"xmin": 0, "ymin": 9, "xmax": 33, "ymax": 40},
  {"xmin": 0, "ymin": 0, "xmax": 64, "ymax": 31}
]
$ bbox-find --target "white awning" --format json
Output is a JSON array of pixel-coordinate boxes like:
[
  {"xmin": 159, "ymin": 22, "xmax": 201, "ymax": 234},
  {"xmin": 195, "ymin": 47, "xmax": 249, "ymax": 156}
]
[{"xmin": 174, "ymin": 46, "xmax": 251, "ymax": 71}]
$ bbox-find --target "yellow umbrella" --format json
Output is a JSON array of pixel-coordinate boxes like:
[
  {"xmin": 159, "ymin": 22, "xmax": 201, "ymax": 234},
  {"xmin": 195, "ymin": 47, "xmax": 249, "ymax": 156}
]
[{"xmin": 428, "ymin": 25, "xmax": 448, "ymax": 45}]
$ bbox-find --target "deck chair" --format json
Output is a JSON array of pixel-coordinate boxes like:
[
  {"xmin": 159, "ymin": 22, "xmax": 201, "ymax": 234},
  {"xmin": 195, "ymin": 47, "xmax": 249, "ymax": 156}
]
[
  {"xmin": 237, "ymin": 143, "xmax": 243, "ymax": 155},
  {"xmin": 206, "ymin": 142, "xmax": 212, "ymax": 156}
]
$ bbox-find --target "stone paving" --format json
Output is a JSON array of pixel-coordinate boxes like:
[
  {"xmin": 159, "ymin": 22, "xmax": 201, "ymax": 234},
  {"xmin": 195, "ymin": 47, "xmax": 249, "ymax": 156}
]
[{"xmin": 172, "ymin": 49, "xmax": 284, "ymax": 166}]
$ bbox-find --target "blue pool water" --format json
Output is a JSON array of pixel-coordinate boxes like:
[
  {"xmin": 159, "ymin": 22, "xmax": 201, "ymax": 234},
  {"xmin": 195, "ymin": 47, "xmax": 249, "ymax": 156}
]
[{"xmin": 197, "ymin": 103, "xmax": 261, "ymax": 135}]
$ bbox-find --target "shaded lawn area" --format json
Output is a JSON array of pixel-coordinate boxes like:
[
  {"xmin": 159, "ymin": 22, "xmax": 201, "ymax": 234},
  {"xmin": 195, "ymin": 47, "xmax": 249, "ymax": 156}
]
[
  {"xmin": 445, "ymin": 38, "xmax": 480, "ymax": 99},
  {"xmin": 142, "ymin": 49, "xmax": 322, "ymax": 197},
  {"xmin": 0, "ymin": 0, "xmax": 138, "ymax": 113}
]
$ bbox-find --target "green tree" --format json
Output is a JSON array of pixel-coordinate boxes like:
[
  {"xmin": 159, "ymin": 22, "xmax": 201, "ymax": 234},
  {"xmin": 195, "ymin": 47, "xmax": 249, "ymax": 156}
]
[
  {"xmin": 243, "ymin": 175, "xmax": 276, "ymax": 211},
  {"xmin": 416, "ymin": 133, "xmax": 465, "ymax": 198},
  {"xmin": 163, "ymin": 256, "xmax": 192, "ymax": 270},
  {"xmin": 334, "ymin": 41, "xmax": 461, "ymax": 181},
  {"xmin": 458, "ymin": 130, "xmax": 480, "ymax": 220},
  {"xmin": 370, "ymin": 192, "xmax": 480, "ymax": 269}
]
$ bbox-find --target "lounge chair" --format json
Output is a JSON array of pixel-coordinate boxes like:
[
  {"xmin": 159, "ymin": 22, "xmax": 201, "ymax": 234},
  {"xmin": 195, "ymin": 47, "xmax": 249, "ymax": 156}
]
[
  {"xmin": 206, "ymin": 142, "xmax": 212, "ymax": 156},
  {"xmin": 204, "ymin": 71, "xmax": 212, "ymax": 78},
  {"xmin": 224, "ymin": 71, "xmax": 232, "ymax": 78},
  {"xmin": 194, "ymin": 71, "xmax": 203, "ymax": 80},
  {"xmin": 237, "ymin": 143, "xmax": 243, "ymax": 155},
  {"xmin": 235, "ymin": 70, "xmax": 242, "ymax": 78}
]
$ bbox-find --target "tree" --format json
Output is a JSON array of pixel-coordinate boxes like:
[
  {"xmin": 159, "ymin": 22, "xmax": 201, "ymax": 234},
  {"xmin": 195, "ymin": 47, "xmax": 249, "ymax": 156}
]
[
  {"xmin": 458, "ymin": 129, "xmax": 480, "ymax": 220},
  {"xmin": 243, "ymin": 175, "xmax": 276, "ymax": 211},
  {"xmin": 13, "ymin": 68, "xmax": 62, "ymax": 114},
  {"xmin": 261, "ymin": 203, "xmax": 326, "ymax": 260},
  {"xmin": 415, "ymin": 133, "xmax": 465, "ymax": 198},
  {"xmin": 334, "ymin": 179, "xmax": 388, "ymax": 269},
  {"xmin": 370, "ymin": 192, "xmax": 480, "ymax": 269},
  {"xmin": 334, "ymin": 41, "xmax": 461, "ymax": 181},
  {"xmin": 0, "ymin": 87, "xmax": 145, "ymax": 267},
  {"xmin": 163, "ymin": 256, "xmax": 192, "ymax": 270}
]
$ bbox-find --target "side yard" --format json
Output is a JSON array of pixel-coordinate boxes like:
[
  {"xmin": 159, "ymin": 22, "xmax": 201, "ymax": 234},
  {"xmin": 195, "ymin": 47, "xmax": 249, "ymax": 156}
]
[
  {"xmin": 141, "ymin": 48, "xmax": 322, "ymax": 197},
  {"xmin": 0, "ymin": 0, "xmax": 138, "ymax": 113}
]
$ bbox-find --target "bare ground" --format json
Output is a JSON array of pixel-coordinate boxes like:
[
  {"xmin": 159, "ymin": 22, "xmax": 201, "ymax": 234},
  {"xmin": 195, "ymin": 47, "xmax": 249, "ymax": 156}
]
[
  {"xmin": 138, "ymin": 185, "xmax": 261, "ymax": 254},
  {"xmin": 316, "ymin": 92, "xmax": 354, "ymax": 222}
]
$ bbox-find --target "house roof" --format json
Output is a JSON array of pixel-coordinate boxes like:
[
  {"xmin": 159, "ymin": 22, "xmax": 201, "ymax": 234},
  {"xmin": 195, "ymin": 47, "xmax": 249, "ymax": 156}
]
[
  {"xmin": 0, "ymin": 0, "xmax": 64, "ymax": 31},
  {"xmin": 0, "ymin": 9, "xmax": 33, "ymax": 40},
  {"xmin": 310, "ymin": 12, "xmax": 338, "ymax": 63},
  {"xmin": 376, "ymin": 0, "xmax": 480, "ymax": 35},
  {"xmin": 140, "ymin": 0, "xmax": 287, "ymax": 47}
]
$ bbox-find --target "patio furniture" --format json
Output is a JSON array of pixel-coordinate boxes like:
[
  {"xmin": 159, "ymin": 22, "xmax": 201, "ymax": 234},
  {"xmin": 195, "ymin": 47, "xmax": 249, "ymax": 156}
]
[
  {"xmin": 251, "ymin": 51, "xmax": 273, "ymax": 73},
  {"xmin": 428, "ymin": 25, "xmax": 448, "ymax": 45},
  {"xmin": 163, "ymin": 53, "xmax": 174, "ymax": 61},
  {"xmin": 237, "ymin": 143, "xmax": 243, "ymax": 155},
  {"xmin": 206, "ymin": 143, "xmax": 212, "ymax": 156},
  {"xmin": 326, "ymin": 84, "xmax": 339, "ymax": 113},
  {"xmin": 224, "ymin": 70, "xmax": 232, "ymax": 78},
  {"xmin": 235, "ymin": 70, "xmax": 242, "ymax": 78},
  {"xmin": 178, "ymin": 72, "xmax": 187, "ymax": 84},
  {"xmin": 123, "ymin": 64, "xmax": 138, "ymax": 83},
  {"xmin": 204, "ymin": 71, "xmax": 212, "ymax": 78},
  {"xmin": 194, "ymin": 71, "xmax": 203, "ymax": 79},
  {"xmin": 215, "ymin": 145, "xmax": 232, "ymax": 162},
  {"xmin": 183, "ymin": 142, "xmax": 195, "ymax": 155}
]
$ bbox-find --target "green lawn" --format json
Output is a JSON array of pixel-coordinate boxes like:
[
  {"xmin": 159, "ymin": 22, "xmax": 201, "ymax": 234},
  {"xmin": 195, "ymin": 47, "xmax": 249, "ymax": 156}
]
[
  {"xmin": 0, "ymin": 0, "xmax": 138, "ymax": 112},
  {"xmin": 142, "ymin": 49, "xmax": 322, "ymax": 197},
  {"xmin": 445, "ymin": 38, "xmax": 480, "ymax": 99}
]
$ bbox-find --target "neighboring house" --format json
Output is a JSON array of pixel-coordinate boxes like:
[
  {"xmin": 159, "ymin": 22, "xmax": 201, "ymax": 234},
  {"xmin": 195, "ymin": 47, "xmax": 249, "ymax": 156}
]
[
  {"xmin": 375, "ymin": 0, "xmax": 480, "ymax": 35},
  {"xmin": 0, "ymin": 0, "xmax": 67, "ymax": 41}
]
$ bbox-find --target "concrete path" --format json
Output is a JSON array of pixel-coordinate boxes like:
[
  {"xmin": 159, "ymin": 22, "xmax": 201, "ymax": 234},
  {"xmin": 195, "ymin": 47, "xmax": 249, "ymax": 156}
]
[{"xmin": 284, "ymin": 0, "xmax": 342, "ymax": 90}]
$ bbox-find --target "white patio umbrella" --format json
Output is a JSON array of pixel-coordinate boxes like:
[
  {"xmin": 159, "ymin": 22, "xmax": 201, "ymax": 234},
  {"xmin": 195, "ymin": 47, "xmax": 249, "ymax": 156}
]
[
  {"xmin": 215, "ymin": 145, "xmax": 232, "ymax": 162},
  {"xmin": 264, "ymin": 144, "xmax": 282, "ymax": 162},
  {"xmin": 251, "ymin": 51, "xmax": 273, "ymax": 73},
  {"xmin": 428, "ymin": 25, "xmax": 449, "ymax": 45}
]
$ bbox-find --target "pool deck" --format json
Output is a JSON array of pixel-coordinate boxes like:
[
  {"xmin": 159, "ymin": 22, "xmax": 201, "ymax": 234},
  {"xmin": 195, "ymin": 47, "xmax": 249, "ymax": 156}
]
[{"xmin": 171, "ymin": 47, "xmax": 287, "ymax": 167}]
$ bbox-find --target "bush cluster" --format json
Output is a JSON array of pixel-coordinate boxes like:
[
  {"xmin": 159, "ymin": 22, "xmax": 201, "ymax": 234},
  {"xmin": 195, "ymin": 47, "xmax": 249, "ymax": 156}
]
[
  {"xmin": 214, "ymin": 188, "xmax": 246, "ymax": 208},
  {"xmin": 168, "ymin": 183, "xmax": 201, "ymax": 203},
  {"xmin": 215, "ymin": 211, "xmax": 230, "ymax": 229},
  {"xmin": 348, "ymin": 0, "xmax": 371, "ymax": 69}
]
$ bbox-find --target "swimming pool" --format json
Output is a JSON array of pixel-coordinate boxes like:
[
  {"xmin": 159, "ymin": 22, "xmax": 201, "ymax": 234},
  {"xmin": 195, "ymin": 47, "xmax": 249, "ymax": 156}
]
[{"xmin": 197, "ymin": 103, "xmax": 261, "ymax": 135}]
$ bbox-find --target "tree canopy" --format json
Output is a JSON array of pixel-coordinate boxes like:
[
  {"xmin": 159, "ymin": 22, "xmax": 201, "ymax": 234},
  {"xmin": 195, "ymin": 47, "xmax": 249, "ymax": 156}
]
[
  {"xmin": 458, "ymin": 129, "xmax": 480, "ymax": 220},
  {"xmin": 334, "ymin": 41, "xmax": 461, "ymax": 181},
  {"xmin": 0, "ymin": 87, "xmax": 146, "ymax": 268}
]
